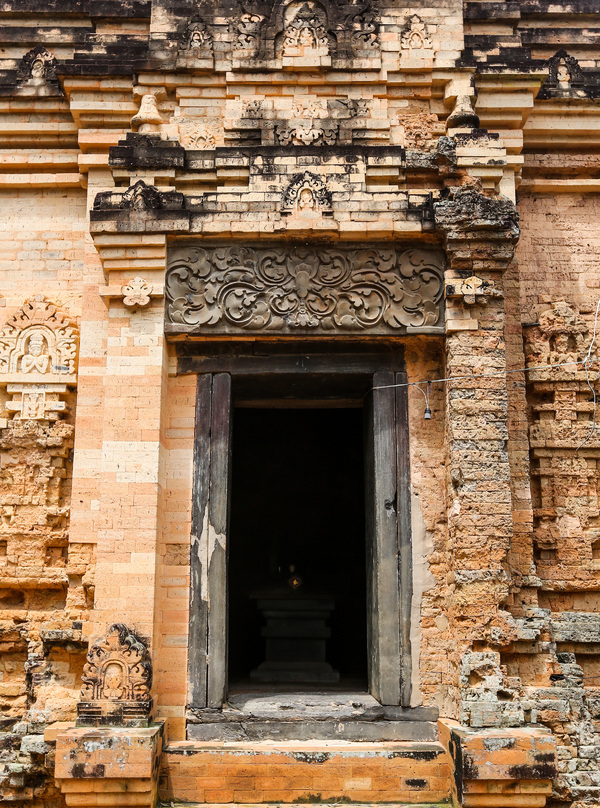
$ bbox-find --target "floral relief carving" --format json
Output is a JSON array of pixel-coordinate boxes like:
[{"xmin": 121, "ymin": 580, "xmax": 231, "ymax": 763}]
[
  {"xmin": 276, "ymin": 124, "xmax": 338, "ymax": 146},
  {"xmin": 166, "ymin": 245, "xmax": 445, "ymax": 334},
  {"xmin": 178, "ymin": 119, "xmax": 217, "ymax": 149},
  {"xmin": 401, "ymin": 15, "xmax": 433, "ymax": 50},
  {"xmin": 350, "ymin": 8, "xmax": 379, "ymax": 55},
  {"xmin": 234, "ymin": 8, "xmax": 264, "ymax": 56},
  {"xmin": 78, "ymin": 623, "xmax": 153, "ymax": 726},
  {"xmin": 0, "ymin": 296, "xmax": 78, "ymax": 379}
]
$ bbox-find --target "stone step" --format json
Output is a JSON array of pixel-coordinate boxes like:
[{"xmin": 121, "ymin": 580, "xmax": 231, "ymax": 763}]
[
  {"xmin": 159, "ymin": 740, "xmax": 452, "ymax": 805},
  {"xmin": 187, "ymin": 691, "xmax": 439, "ymax": 742},
  {"xmin": 163, "ymin": 804, "xmax": 449, "ymax": 808}
]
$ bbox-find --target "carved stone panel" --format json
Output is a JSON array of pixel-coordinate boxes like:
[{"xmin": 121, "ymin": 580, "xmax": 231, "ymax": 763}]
[
  {"xmin": 77, "ymin": 623, "xmax": 153, "ymax": 726},
  {"xmin": 166, "ymin": 244, "xmax": 445, "ymax": 335},
  {"xmin": 0, "ymin": 296, "xmax": 78, "ymax": 381}
]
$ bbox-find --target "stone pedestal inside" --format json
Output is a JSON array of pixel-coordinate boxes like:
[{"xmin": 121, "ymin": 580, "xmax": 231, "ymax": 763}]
[{"xmin": 251, "ymin": 591, "xmax": 339, "ymax": 684}]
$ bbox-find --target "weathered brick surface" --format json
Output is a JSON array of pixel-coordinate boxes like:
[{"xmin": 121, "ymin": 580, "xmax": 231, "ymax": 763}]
[{"xmin": 160, "ymin": 742, "xmax": 452, "ymax": 804}]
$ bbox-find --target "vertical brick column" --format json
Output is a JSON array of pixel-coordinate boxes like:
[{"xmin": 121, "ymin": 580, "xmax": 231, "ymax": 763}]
[
  {"xmin": 90, "ymin": 293, "xmax": 167, "ymax": 642},
  {"xmin": 70, "ymin": 183, "xmax": 173, "ymax": 646},
  {"xmin": 434, "ymin": 188, "xmax": 520, "ymax": 713}
]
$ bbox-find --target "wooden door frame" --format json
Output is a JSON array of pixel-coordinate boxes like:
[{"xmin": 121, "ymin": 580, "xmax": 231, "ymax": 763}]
[{"xmin": 185, "ymin": 344, "xmax": 413, "ymax": 718}]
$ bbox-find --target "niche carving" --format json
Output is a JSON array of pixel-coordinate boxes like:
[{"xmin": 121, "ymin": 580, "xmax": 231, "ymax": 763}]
[
  {"xmin": 538, "ymin": 50, "xmax": 587, "ymax": 99},
  {"xmin": 0, "ymin": 297, "xmax": 77, "ymax": 379},
  {"xmin": 177, "ymin": 18, "xmax": 214, "ymax": 67},
  {"xmin": 281, "ymin": 171, "xmax": 332, "ymax": 215},
  {"xmin": 401, "ymin": 15, "xmax": 433, "ymax": 51},
  {"xmin": 281, "ymin": 2, "xmax": 331, "ymax": 54},
  {"xmin": 0, "ymin": 297, "xmax": 79, "ymax": 421},
  {"xmin": 78, "ymin": 623, "xmax": 153, "ymax": 726},
  {"xmin": 524, "ymin": 301, "xmax": 589, "ymax": 367},
  {"xmin": 17, "ymin": 45, "xmax": 58, "ymax": 82}
]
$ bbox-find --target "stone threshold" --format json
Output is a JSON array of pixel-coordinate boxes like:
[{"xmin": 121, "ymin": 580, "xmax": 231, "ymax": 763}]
[{"xmin": 186, "ymin": 692, "xmax": 439, "ymax": 742}]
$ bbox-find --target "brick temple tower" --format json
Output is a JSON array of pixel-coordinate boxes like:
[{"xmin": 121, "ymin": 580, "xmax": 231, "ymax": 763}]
[{"xmin": 0, "ymin": 2, "xmax": 599, "ymax": 807}]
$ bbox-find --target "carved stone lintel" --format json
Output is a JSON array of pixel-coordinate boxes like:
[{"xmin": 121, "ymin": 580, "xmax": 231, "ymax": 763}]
[
  {"xmin": 78, "ymin": 623, "xmax": 153, "ymax": 727},
  {"xmin": 166, "ymin": 244, "xmax": 445, "ymax": 335},
  {"xmin": 276, "ymin": 124, "xmax": 338, "ymax": 146},
  {"xmin": 122, "ymin": 278, "xmax": 153, "ymax": 308},
  {"xmin": 5, "ymin": 383, "xmax": 67, "ymax": 421}
]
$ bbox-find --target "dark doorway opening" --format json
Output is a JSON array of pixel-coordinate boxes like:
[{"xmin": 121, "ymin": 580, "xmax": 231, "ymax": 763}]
[{"xmin": 228, "ymin": 407, "xmax": 367, "ymax": 690}]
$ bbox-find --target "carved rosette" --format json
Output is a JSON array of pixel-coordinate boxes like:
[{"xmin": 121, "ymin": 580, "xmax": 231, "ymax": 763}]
[
  {"xmin": 78, "ymin": 623, "xmax": 153, "ymax": 726},
  {"xmin": 165, "ymin": 244, "xmax": 445, "ymax": 335},
  {"xmin": 122, "ymin": 278, "xmax": 153, "ymax": 308}
]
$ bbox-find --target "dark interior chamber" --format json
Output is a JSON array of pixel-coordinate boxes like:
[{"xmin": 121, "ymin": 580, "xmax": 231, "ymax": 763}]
[{"xmin": 228, "ymin": 407, "xmax": 367, "ymax": 689}]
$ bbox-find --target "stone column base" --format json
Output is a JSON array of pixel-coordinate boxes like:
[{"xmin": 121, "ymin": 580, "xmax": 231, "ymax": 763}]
[
  {"xmin": 438, "ymin": 719, "xmax": 557, "ymax": 808},
  {"xmin": 54, "ymin": 721, "xmax": 164, "ymax": 808}
]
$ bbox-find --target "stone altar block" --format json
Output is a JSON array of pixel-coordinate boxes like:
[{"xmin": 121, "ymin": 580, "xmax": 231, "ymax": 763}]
[{"xmin": 251, "ymin": 591, "xmax": 340, "ymax": 684}]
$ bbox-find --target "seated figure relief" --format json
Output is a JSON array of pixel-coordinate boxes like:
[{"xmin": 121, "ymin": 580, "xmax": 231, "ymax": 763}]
[{"xmin": 21, "ymin": 333, "xmax": 50, "ymax": 374}]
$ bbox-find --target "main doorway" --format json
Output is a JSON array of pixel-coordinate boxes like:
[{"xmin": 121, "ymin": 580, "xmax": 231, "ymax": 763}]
[
  {"xmin": 228, "ymin": 407, "xmax": 367, "ymax": 690},
  {"xmin": 186, "ymin": 351, "xmax": 412, "ymax": 715}
]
